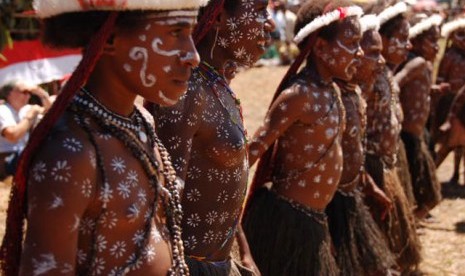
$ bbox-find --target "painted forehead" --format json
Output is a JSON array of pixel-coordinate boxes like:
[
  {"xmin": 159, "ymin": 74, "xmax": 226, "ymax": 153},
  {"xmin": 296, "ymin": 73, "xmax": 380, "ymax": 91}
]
[
  {"xmin": 424, "ymin": 25, "xmax": 440, "ymax": 38},
  {"xmin": 361, "ymin": 30, "xmax": 382, "ymax": 49},
  {"xmin": 395, "ymin": 19, "xmax": 410, "ymax": 37},
  {"xmin": 339, "ymin": 16, "xmax": 362, "ymax": 38}
]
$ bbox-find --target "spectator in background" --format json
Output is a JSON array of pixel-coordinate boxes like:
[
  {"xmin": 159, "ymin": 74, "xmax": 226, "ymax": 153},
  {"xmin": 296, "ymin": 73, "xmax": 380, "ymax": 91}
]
[
  {"xmin": 0, "ymin": 81, "xmax": 50, "ymax": 179},
  {"xmin": 272, "ymin": 0, "xmax": 298, "ymax": 65}
]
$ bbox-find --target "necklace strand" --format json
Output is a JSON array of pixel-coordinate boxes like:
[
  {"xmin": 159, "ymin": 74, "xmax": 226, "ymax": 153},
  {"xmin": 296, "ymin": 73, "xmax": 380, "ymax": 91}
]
[
  {"xmin": 72, "ymin": 90, "xmax": 188, "ymax": 275},
  {"xmin": 198, "ymin": 61, "xmax": 248, "ymax": 141}
]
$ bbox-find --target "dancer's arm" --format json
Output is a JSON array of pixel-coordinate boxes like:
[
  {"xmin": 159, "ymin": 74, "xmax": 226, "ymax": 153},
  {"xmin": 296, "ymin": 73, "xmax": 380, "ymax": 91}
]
[
  {"xmin": 248, "ymin": 84, "xmax": 313, "ymax": 166},
  {"xmin": 20, "ymin": 132, "xmax": 96, "ymax": 275}
]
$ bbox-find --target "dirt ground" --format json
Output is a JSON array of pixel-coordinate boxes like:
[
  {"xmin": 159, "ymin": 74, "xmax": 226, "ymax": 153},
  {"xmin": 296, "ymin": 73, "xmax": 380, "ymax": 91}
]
[{"xmin": 0, "ymin": 65, "xmax": 464, "ymax": 275}]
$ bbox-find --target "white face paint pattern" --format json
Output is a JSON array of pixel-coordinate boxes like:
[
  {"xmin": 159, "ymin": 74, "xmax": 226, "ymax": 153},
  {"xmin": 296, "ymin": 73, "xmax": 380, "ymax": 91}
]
[
  {"xmin": 158, "ymin": 91, "xmax": 177, "ymax": 106},
  {"xmin": 180, "ymin": 52, "xmax": 197, "ymax": 63},
  {"xmin": 152, "ymin": 37, "xmax": 181, "ymax": 57},
  {"xmin": 123, "ymin": 64, "xmax": 132, "ymax": 72},
  {"xmin": 163, "ymin": 66, "xmax": 172, "ymax": 73},
  {"xmin": 129, "ymin": 47, "xmax": 156, "ymax": 87},
  {"xmin": 336, "ymin": 40, "xmax": 359, "ymax": 76}
]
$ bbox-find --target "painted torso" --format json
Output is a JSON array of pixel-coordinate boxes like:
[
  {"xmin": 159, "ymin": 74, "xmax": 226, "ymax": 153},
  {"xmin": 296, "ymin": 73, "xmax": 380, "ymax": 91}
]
[
  {"xmin": 23, "ymin": 97, "xmax": 172, "ymax": 276},
  {"xmin": 439, "ymin": 47, "xmax": 465, "ymax": 93},
  {"xmin": 366, "ymin": 67, "xmax": 402, "ymax": 167},
  {"xmin": 154, "ymin": 67, "xmax": 248, "ymax": 261},
  {"xmin": 267, "ymin": 76, "xmax": 345, "ymax": 210},
  {"xmin": 400, "ymin": 57, "xmax": 433, "ymax": 137}
]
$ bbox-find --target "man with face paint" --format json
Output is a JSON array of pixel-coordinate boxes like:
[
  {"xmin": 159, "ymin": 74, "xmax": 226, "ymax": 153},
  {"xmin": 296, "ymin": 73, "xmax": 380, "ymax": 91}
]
[
  {"xmin": 434, "ymin": 17, "xmax": 465, "ymax": 185},
  {"xmin": 364, "ymin": 2, "xmax": 422, "ymax": 273},
  {"xmin": 147, "ymin": 0, "xmax": 274, "ymax": 275},
  {"xmin": 395, "ymin": 14, "xmax": 443, "ymax": 220},
  {"xmin": 242, "ymin": 1, "xmax": 364, "ymax": 275},
  {"xmin": 324, "ymin": 14, "xmax": 397, "ymax": 276},
  {"xmin": 0, "ymin": 0, "xmax": 205, "ymax": 275}
]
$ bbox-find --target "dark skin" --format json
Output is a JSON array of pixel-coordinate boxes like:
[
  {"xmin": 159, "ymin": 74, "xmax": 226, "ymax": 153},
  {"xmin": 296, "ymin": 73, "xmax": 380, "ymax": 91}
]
[
  {"xmin": 248, "ymin": 16, "xmax": 363, "ymax": 210},
  {"xmin": 350, "ymin": 29, "xmax": 392, "ymax": 217},
  {"xmin": 397, "ymin": 26, "xmax": 440, "ymax": 137},
  {"xmin": 366, "ymin": 19, "xmax": 411, "ymax": 165},
  {"xmin": 151, "ymin": 1, "xmax": 274, "ymax": 272},
  {"xmin": 19, "ymin": 14, "xmax": 199, "ymax": 275},
  {"xmin": 435, "ymin": 28, "xmax": 465, "ymax": 183}
]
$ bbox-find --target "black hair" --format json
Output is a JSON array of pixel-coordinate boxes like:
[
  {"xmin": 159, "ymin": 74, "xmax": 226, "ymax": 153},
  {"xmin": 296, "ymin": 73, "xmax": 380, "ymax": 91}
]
[
  {"xmin": 0, "ymin": 81, "xmax": 19, "ymax": 100},
  {"xmin": 41, "ymin": 11, "xmax": 161, "ymax": 49},
  {"xmin": 379, "ymin": 14, "xmax": 407, "ymax": 38}
]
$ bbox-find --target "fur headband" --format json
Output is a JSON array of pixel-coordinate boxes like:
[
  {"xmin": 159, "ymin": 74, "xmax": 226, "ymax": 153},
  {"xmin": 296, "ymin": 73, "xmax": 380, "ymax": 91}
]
[
  {"xmin": 378, "ymin": 2, "xmax": 408, "ymax": 26},
  {"xmin": 294, "ymin": 6, "xmax": 363, "ymax": 44},
  {"xmin": 360, "ymin": 14, "xmax": 380, "ymax": 33},
  {"xmin": 409, "ymin": 14, "xmax": 443, "ymax": 39},
  {"xmin": 34, "ymin": 0, "xmax": 209, "ymax": 18},
  {"xmin": 441, "ymin": 17, "xmax": 465, "ymax": 38}
]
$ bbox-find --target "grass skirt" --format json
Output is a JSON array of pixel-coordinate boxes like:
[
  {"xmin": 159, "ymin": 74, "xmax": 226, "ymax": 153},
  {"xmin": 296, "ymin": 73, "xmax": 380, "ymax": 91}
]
[
  {"xmin": 242, "ymin": 188, "xmax": 339, "ymax": 276},
  {"xmin": 326, "ymin": 189, "xmax": 396, "ymax": 275},
  {"xmin": 186, "ymin": 256, "xmax": 254, "ymax": 276},
  {"xmin": 401, "ymin": 131, "xmax": 441, "ymax": 212},
  {"xmin": 396, "ymin": 140, "xmax": 416, "ymax": 208},
  {"xmin": 365, "ymin": 155, "xmax": 422, "ymax": 271}
]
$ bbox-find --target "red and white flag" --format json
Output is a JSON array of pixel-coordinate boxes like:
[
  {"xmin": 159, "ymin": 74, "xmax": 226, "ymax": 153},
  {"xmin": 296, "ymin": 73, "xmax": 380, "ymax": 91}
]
[{"xmin": 0, "ymin": 40, "xmax": 81, "ymax": 86}]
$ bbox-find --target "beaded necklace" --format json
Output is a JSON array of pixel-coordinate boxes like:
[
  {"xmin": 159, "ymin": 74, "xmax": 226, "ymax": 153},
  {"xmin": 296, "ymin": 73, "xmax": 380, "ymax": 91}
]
[
  {"xmin": 197, "ymin": 61, "xmax": 248, "ymax": 141},
  {"xmin": 71, "ymin": 88, "xmax": 189, "ymax": 275},
  {"xmin": 77, "ymin": 88, "xmax": 149, "ymax": 143}
]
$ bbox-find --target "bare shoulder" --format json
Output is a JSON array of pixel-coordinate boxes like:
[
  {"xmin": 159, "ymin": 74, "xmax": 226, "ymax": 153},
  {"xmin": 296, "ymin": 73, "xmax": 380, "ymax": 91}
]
[
  {"xmin": 29, "ymin": 110, "xmax": 98, "ymax": 198},
  {"xmin": 403, "ymin": 56, "xmax": 428, "ymax": 73},
  {"xmin": 276, "ymin": 80, "xmax": 315, "ymax": 104}
]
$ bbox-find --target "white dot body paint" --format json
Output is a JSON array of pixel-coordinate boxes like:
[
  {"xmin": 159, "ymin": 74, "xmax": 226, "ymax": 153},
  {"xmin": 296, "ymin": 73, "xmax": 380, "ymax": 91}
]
[
  {"xmin": 163, "ymin": 66, "xmax": 172, "ymax": 73},
  {"xmin": 152, "ymin": 37, "xmax": 181, "ymax": 57},
  {"xmin": 129, "ymin": 47, "xmax": 156, "ymax": 87},
  {"xmin": 159, "ymin": 90, "xmax": 178, "ymax": 106},
  {"xmin": 123, "ymin": 64, "xmax": 132, "ymax": 72},
  {"xmin": 139, "ymin": 35, "xmax": 147, "ymax": 42}
]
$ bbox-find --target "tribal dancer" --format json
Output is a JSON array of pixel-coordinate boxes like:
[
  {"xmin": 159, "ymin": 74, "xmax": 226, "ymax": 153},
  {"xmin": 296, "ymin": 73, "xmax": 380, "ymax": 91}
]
[
  {"xmin": 147, "ymin": 0, "xmax": 274, "ymax": 275},
  {"xmin": 0, "ymin": 0, "xmax": 206, "ymax": 275},
  {"xmin": 242, "ymin": 1, "xmax": 364, "ymax": 275},
  {"xmin": 397, "ymin": 14, "xmax": 443, "ymax": 219},
  {"xmin": 365, "ymin": 2, "xmax": 422, "ymax": 272},
  {"xmin": 325, "ymin": 14, "xmax": 397, "ymax": 276},
  {"xmin": 435, "ymin": 17, "xmax": 465, "ymax": 184},
  {"xmin": 439, "ymin": 85, "xmax": 465, "ymax": 158}
]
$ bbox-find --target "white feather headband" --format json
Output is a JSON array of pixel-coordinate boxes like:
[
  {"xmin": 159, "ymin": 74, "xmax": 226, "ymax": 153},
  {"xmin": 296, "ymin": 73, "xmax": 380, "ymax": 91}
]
[
  {"xmin": 360, "ymin": 14, "xmax": 380, "ymax": 33},
  {"xmin": 378, "ymin": 2, "xmax": 408, "ymax": 26},
  {"xmin": 34, "ymin": 0, "xmax": 209, "ymax": 18},
  {"xmin": 294, "ymin": 6, "xmax": 364, "ymax": 44},
  {"xmin": 441, "ymin": 18, "xmax": 465, "ymax": 38},
  {"xmin": 409, "ymin": 14, "xmax": 443, "ymax": 39}
]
